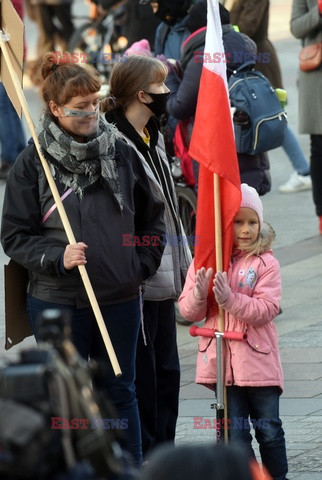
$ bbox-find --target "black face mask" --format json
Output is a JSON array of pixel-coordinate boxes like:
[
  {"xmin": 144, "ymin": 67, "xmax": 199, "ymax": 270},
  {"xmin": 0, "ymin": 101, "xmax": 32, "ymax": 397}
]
[
  {"xmin": 154, "ymin": 0, "xmax": 192, "ymax": 26},
  {"xmin": 155, "ymin": 5, "xmax": 178, "ymax": 25},
  {"xmin": 143, "ymin": 91, "xmax": 170, "ymax": 117}
]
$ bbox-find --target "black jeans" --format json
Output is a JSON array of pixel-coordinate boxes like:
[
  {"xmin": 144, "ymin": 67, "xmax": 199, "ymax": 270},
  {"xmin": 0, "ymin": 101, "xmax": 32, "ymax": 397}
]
[
  {"xmin": 136, "ymin": 299, "xmax": 180, "ymax": 457},
  {"xmin": 38, "ymin": 4, "xmax": 74, "ymax": 51},
  {"xmin": 310, "ymin": 134, "xmax": 322, "ymax": 216}
]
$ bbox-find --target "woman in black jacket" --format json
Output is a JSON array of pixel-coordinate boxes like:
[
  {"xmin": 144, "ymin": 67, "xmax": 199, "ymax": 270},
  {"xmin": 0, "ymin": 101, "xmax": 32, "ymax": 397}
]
[
  {"xmin": 1, "ymin": 53, "xmax": 165, "ymax": 468},
  {"xmin": 102, "ymin": 55, "xmax": 191, "ymax": 458}
]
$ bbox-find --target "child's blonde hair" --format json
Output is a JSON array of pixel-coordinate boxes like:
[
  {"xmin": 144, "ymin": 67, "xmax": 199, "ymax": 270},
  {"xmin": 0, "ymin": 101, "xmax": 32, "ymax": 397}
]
[{"xmin": 239, "ymin": 222, "xmax": 276, "ymax": 260}]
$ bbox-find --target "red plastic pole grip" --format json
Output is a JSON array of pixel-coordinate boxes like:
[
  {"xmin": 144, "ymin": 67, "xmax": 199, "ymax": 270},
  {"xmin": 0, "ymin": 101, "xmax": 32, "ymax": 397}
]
[
  {"xmin": 223, "ymin": 331, "xmax": 247, "ymax": 341},
  {"xmin": 189, "ymin": 326, "xmax": 216, "ymax": 337},
  {"xmin": 189, "ymin": 326, "xmax": 247, "ymax": 342}
]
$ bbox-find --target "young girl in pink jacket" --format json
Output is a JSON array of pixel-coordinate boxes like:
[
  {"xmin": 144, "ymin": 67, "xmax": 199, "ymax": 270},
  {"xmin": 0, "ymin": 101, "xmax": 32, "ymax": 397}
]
[{"xmin": 179, "ymin": 184, "xmax": 288, "ymax": 480}]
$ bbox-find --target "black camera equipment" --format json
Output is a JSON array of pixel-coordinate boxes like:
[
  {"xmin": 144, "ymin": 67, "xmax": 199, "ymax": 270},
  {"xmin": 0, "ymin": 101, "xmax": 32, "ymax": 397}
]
[{"xmin": 0, "ymin": 309, "xmax": 137, "ymax": 480}]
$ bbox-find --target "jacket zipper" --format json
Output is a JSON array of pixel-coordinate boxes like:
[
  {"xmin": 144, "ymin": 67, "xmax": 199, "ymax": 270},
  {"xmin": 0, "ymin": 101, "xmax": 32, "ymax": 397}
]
[
  {"xmin": 121, "ymin": 134, "xmax": 184, "ymax": 296},
  {"xmin": 228, "ymin": 76, "xmax": 275, "ymax": 92},
  {"xmin": 228, "ymin": 77, "xmax": 247, "ymax": 92},
  {"xmin": 147, "ymin": 150, "xmax": 182, "ymax": 294}
]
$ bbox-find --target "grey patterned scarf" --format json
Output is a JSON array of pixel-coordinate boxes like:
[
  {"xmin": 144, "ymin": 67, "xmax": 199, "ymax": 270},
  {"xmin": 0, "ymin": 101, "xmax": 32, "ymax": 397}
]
[{"xmin": 37, "ymin": 114, "xmax": 123, "ymax": 211}]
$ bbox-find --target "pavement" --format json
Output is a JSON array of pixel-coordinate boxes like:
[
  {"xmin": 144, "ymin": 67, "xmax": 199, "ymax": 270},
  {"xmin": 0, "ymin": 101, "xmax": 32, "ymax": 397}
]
[{"xmin": 1, "ymin": 1, "xmax": 322, "ymax": 479}]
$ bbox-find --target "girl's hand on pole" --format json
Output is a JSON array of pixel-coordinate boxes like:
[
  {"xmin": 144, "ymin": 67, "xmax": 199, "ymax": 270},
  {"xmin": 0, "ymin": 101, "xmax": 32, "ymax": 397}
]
[
  {"xmin": 64, "ymin": 242, "xmax": 88, "ymax": 270},
  {"xmin": 213, "ymin": 271, "xmax": 231, "ymax": 305},
  {"xmin": 194, "ymin": 267, "xmax": 213, "ymax": 300}
]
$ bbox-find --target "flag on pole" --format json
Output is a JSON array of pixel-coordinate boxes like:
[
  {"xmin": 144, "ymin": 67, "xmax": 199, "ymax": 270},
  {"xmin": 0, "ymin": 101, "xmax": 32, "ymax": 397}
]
[{"xmin": 189, "ymin": 0, "xmax": 241, "ymax": 281}]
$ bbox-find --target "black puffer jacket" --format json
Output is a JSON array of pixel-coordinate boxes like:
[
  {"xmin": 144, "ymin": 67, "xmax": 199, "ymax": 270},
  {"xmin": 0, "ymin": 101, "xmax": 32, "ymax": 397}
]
[
  {"xmin": 1, "ymin": 139, "xmax": 165, "ymax": 307},
  {"xmin": 166, "ymin": 24, "xmax": 271, "ymax": 195}
]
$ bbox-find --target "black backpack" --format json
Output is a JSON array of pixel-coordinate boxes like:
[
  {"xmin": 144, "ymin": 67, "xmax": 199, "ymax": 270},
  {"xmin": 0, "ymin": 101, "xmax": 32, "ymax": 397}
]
[{"xmin": 228, "ymin": 63, "xmax": 287, "ymax": 155}]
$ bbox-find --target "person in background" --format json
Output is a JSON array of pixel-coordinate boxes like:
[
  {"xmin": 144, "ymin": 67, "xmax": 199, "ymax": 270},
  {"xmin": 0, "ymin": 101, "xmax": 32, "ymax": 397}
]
[
  {"xmin": 26, "ymin": 0, "xmax": 74, "ymax": 58},
  {"xmin": 123, "ymin": 0, "xmax": 161, "ymax": 51},
  {"xmin": 102, "ymin": 55, "xmax": 191, "ymax": 458},
  {"xmin": 166, "ymin": 1, "xmax": 271, "ymax": 195},
  {"xmin": 290, "ymin": 0, "xmax": 322, "ymax": 232},
  {"xmin": 1, "ymin": 53, "xmax": 165, "ymax": 467},
  {"xmin": 135, "ymin": 0, "xmax": 193, "ymax": 156},
  {"xmin": 229, "ymin": 0, "xmax": 312, "ymax": 194},
  {"xmin": 92, "ymin": 0, "xmax": 160, "ymax": 50},
  {"xmin": 140, "ymin": 0, "xmax": 192, "ymax": 60},
  {"xmin": 0, "ymin": 0, "xmax": 26, "ymax": 181},
  {"xmin": 139, "ymin": 443, "xmax": 272, "ymax": 480},
  {"xmin": 179, "ymin": 184, "xmax": 288, "ymax": 480}
]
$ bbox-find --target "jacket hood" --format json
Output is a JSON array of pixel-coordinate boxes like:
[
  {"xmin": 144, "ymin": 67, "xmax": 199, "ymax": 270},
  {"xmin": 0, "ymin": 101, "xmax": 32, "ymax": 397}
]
[
  {"xmin": 259, "ymin": 222, "xmax": 276, "ymax": 254},
  {"xmin": 181, "ymin": 27, "xmax": 206, "ymax": 70}
]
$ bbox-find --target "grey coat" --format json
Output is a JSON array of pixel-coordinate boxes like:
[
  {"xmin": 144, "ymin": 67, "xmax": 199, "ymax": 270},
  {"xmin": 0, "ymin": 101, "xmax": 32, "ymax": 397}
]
[
  {"xmin": 291, "ymin": 0, "xmax": 322, "ymax": 134},
  {"xmin": 121, "ymin": 134, "xmax": 192, "ymax": 301}
]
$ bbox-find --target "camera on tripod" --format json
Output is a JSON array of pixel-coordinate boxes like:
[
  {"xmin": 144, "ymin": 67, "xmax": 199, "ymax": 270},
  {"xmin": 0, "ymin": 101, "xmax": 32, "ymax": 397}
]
[{"xmin": 0, "ymin": 309, "xmax": 136, "ymax": 480}]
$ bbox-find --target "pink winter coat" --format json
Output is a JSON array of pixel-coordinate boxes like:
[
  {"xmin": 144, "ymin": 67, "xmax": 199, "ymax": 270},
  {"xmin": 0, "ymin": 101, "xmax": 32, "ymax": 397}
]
[{"xmin": 178, "ymin": 227, "xmax": 284, "ymax": 392}]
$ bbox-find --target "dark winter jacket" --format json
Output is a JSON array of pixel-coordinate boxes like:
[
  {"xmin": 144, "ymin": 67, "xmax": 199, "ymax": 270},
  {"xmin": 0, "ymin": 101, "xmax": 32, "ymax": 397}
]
[
  {"xmin": 105, "ymin": 112, "xmax": 191, "ymax": 300},
  {"xmin": 166, "ymin": 24, "xmax": 271, "ymax": 195},
  {"xmin": 154, "ymin": 15, "xmax": 190, "ymax": 59},
  {"xmin": 166, "ymin": 28, "xmax": 204, "ymax": 121},
  {"xmin": 122, "ymin": 0, "xmax": 161, "ymax": 51},
  {"xmin": 230, "ymin": 0, "xmax": 283, "ymax": 89},
  {"xmin": 1, "ymin": 139, "xmax": 165, "ymax": 308}
]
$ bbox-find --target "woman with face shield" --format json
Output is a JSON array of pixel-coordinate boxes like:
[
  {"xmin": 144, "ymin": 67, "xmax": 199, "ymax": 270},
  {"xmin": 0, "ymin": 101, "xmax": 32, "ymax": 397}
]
[{"xmin": 1, "ymin": 53, "xmax": 166, "ymax": 468}]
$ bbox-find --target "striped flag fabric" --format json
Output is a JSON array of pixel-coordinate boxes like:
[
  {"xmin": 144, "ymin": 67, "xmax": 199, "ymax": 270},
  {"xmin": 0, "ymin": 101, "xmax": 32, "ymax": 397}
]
[{"xmin": 189, "ymin": 0, "xmax": 241, "ymax": 302}]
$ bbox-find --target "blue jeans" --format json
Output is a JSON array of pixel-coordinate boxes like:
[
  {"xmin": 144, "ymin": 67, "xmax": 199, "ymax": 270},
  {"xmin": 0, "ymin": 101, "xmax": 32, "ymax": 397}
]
[
  {"xmin": 227, "ymin": 386, "xmax": 288, "ymax": 480},
  {"xmin": 282, "ymin": 126, "xmax": 309, "ymax": 176},
  {"xmin": 27, "ymin": 295, "xmax": 143, "ymax": 467},
  {"xmin": 0, "ymin": 83, "xmax": 25, "ymax": 164}
]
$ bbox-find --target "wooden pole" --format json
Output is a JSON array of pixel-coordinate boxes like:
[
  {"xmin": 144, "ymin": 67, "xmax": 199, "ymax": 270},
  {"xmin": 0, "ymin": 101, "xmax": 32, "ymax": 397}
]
[
  {"xmin": 213, "ymin": 173, "xmax": 228, "ymax": 443},
  {"xmin": 0, "ymin": 34, "xmax": 122, "ymax": 377}
]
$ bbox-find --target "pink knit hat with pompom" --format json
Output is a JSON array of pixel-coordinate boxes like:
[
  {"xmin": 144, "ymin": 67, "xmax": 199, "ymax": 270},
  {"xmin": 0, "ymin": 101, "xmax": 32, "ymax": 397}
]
[
  {"xmin": 241, "ymin": 183, "xmax": 263, "ymax": 229},
  {"xmin": 125, "ymin": 39, "xmax": 152, "ymax": 57}
]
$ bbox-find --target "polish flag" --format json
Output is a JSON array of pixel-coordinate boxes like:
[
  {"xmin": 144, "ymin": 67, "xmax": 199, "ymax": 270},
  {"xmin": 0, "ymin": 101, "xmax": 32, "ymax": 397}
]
[{"xmin": 189, "ymin": 0, "xmax": 241, "ymax": 299}]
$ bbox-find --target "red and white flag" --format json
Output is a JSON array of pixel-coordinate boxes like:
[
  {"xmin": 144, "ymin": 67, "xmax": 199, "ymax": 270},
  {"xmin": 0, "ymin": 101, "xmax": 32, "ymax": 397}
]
[{"xmin": 189, "ymin": 0, "xmax": 241, "ymax": 294}]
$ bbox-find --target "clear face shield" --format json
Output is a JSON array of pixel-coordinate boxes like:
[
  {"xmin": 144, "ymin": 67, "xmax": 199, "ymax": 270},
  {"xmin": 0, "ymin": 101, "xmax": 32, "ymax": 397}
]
[
  {"xmin": 60, "ymin": 103, "xmax": 101, "ymax": 138},
  {"xmin": 61, "ymin": 104, "xmax": 100, "ymax": 117}
]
